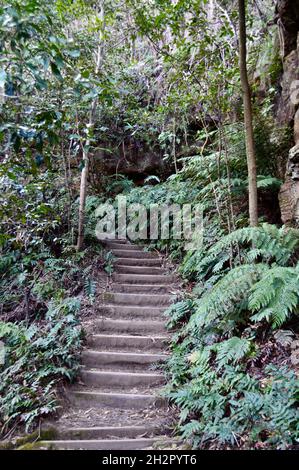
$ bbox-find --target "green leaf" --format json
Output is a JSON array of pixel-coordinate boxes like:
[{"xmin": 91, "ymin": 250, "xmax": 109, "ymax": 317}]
[
  {"xmin": 66, "ymin": 49, "xmax": 80, "ymax": 58},
  {"xmin": 50, "ymin": 62, "xmax": 62, "ymax": 80}
]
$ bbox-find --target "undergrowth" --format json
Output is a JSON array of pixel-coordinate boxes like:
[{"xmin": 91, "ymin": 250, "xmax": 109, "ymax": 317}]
[
  {"xmin": 0, "ymin": 173, "xmax": 108, "ymax": 437},
  {"xmin": 0, "ymin": 298, "xmax": 82, "ymax": 436},
  {"xmin": 163, "ymin": 224, "xmax": 299, "ymax": 449}
]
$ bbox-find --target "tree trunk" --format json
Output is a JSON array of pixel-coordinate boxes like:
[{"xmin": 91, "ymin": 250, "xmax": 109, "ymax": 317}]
[
  {"xmin": 76, "ymin": 1, "xmax": 105, "ymax": 251},
  {"xmin": 238, "ymin": 0, "xmax": 258, "ymax": 226}
]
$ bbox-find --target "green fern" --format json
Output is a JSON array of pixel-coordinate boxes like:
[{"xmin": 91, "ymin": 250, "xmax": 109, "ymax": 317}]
[
  {"xmin": 188, "ymin": 264, "xmax": 269, "ymax": 331},
  {"xmin": 214, "ymin": 337, "xmax": 253, "ymax": 368},
  {"xmin": 165, "ymin": 299, "xmax": 195, "ymax": 329},
  {"xmin": 195, "ymin": 224, "xmax": 299, "ymax": 280},
  {"xmin": 273, "ymin": 330, "xmax": 294, "ymax": 347},
  {"xmin": 84, "ymin": 278, "xmax": 97, "ymax": 298},
  {"xmin": 248, "ymin": 266, "xmax": 299, "ymax": 328}
]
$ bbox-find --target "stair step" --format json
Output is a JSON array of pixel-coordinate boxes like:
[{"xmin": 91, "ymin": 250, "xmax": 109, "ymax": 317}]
[
  {"xmin": 39, "ymin": 438, "xmax": 162, "ymax": 450},
  {"xmin": 113, "ymin": 273, "xmax": 174, "ymax": 284},
  {"xmin": 88, "ymin": 334, "xmax": 168, "ymax": 350},
  {"xmin": 116, "ymin": 265, "xmax": 165, "ymax": 275},
  {"xmin": 104, "ymin": 292, "xmax": 171, "ymax": 307},
  {"xmin": 113, "ymin": 284, "xmax": 171, "ymax": 294},
  {"xmin": 70, "ymin": 390, "xmax": 165, "ymax": 409},
  {"xmin": 81, "ymin": 350, "xmax": 167, "ymax": 368},
  {"xmin": 115, "ymin": 258, "xmax": 161, "ymax": 267},
  {"xmin": 100, "ymin": 304, "xmax": 167, "ymax": 318},
  {"xmin": 94, "ymin": 318, "xmax": 166, "ymax": 334},
  {"xmin": 107, "ymin": 244, "xmax": 146, "ymax": 251},
  {"xmin": 33, "ymin": 241, "xmax": 175, "ymax": 451},
  {"xmin": 111, "ymin": 249, "xmax": 156, "ymax": 258},
  {"xmin": 81, "ymin": 369, "xmax": 165, "ymax": 387},
  {"xmin": 56, "ymin": 425, "xmax": 157, "ymax": 440}
]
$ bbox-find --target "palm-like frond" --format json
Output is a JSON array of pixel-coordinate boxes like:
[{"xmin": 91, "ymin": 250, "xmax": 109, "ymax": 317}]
[
  {"xmin": 249, "ymin": 266, "xmax": 299, "ymax": 327},
  {"xmin": 188, "ymin": 264, "xmax": 269, "ymax": 331}
]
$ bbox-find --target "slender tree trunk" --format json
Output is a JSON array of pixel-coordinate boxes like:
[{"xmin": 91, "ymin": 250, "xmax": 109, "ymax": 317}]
[
  {"xmin": 76, "ymin": 1, "xmax": 105, "ymax": 250},
  {"xmin": 173, "ymin": 116, "xmax": 178, "ymax": 174},
  {"xmin": 238, "ymin": 0, "xmax": 258, "ymax": 226}
]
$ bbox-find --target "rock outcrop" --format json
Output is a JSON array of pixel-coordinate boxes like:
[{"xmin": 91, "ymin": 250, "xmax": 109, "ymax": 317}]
[
  {"xmin": 92, "ymin": 142, "xmax": 164, "ymax": 184},
  {"xmin": 275, "ymin": 0, "xmax": 299, "ymax": 225}
]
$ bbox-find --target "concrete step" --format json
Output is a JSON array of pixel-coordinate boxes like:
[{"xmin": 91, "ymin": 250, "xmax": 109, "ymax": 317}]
[
  {"xmin": 107, "ymin": 243, "xmax": 145, "ymax": 251},
  {"xmin": 81, "ymin": 369, "xmax": 165, "ymax": 387},
  {"xmin": 88, "ymin": 334, "xmax": 168, "ymax": 350},
  {"xmin": 113, "ymin": 273, "xmax": 174, "ymax": 284},
  {"xmin": 94, "ymin": 318, "xmax": 166, "ymax": 334},
  {"xmin": 116, "ymin": 265, "xmax": 165, "ymax": 275},
  {"xmin": 100, "ymin": 304, "xmax": 167, "ymax": 319},
  {"xmin": 56, "ymin": 425, "xmax": 157, "ymax": 440},
  {"xmin": 104, "ymin": 292, "xmax": 171, "ymax": 307},
  {"xmin": 115, "ymin": 258, "xmax": 161, "ymax": 267},
  {"xmin": 39, "ymin": 438, "xmax": 162, "ymax": 450},
  {"xmin": 112, "ymin": 284, "xmax": 171, "ymax": 294},
  {"xmin": 81, "ymin": 350, "xmax": 167, "ymax": 368},
  {"xmin": 70, "ymin": 390, "xmax": 165, "ymax": 410},
  {"xmin": 111, "ymin": 249, "xmax": 156, "ymax": 258}
]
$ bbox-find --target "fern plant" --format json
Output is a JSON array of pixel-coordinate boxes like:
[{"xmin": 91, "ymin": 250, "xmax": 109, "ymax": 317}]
[
  {"xmin": 164, "ymin": 223, "xmax": 299, "ymax": 449},
  {"xmin": 84, "ymin": 277, "xmax": 97, "ymax": 299},
  {"xmin": 188, "ymin": 263, "xmax": 269, "ymax": 332},
  {"xmin": 248, "ymin": 265, "xmax": 299, "ymax": 327},
  {"xmin": 166, "ymin": 361, "xmax": 299, "ymax": 449},
  {"xmin": 0, "ymin": 298, "xmax": 83, "ymax": 435},
  {"xmin": 193, "ymin": 224, "xmax": 299, "ymax": 282}
]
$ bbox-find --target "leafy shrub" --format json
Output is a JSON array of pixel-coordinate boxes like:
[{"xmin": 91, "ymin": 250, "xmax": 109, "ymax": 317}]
[
  {"xmin": 0, "ymin": 298, "xmax": 82, "ymax": 435},
  {"xmin": 168, "ymin": 363, "xmax": 299, "ymax": 449},
  {"xmin": 164, "ymin": 223, "xmax": 299, "ymax": 449}
]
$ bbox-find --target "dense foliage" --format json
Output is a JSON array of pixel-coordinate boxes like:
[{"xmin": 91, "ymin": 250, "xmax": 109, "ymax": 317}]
[
  {"xmin": 0, "ymin": 298, "xmax": 82, "ymax": 434},
  {"xmin": 1, "ymin": 0, "xmax": 298, "ymax": 450}
]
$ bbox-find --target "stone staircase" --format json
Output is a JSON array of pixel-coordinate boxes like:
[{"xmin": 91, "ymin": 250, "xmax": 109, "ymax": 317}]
[{"xmin": 41, "ymin": 240, "xmax": 175, "ymax": 450}]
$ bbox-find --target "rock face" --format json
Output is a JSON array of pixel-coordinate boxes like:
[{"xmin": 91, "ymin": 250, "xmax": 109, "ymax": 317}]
[
  {"xmin": 93, "ymin": 142, "xmax": 164, "ymax": 184},
  {"xmin": 275, "ymin": 0, "xmax": 299, "ymax": 58},
  {"xmin": 275, "ymin": 0, "xmax": 299, "ymax": 225}
]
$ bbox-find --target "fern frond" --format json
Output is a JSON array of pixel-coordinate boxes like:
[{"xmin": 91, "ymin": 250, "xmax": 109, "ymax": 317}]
[
  {"xmin": 214, "ymin": 337, "xmax": 252, "ymax": 368},
  {"xmin": 84, "ymin": 278, "xmax": 97, "ymax": 298},
  {"xmin": 273, "ymin": 330, "xmax": 294, "ymax": 347},
  {"xmin": 188, "ymin": 264, "xmax": 269, "ymax": 331},
  {"xmin": 248, "ymin": 266, "xmax": 299, "ymax": 328},
  {"xmin": 196, "ymin": 224, "xmax": 299, "ymax": 279},
  {"xmin": 165, "ymin": 300, "xmax": 194, "ymax": 328}
]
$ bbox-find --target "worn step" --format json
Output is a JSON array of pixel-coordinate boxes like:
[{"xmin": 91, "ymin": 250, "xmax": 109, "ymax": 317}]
[
  {"xmin": 81, "ymin": 350, "xmax": 167, "ymax": 368},
  {"xmin": 115, "ymin": 258, "xmax": 161, "ymax": 267},
  {"xmin": 107, "ymin": 244, "xmax": 146, "ymax": 251},
  {"xmin": 56, "ymin": 425, "xmax": 157, "ymax": 440},
  {"xmin": 81, "ymin": 369, "xmax": 165, "ymax": 387},
  {"xmin": 94, "ymin": 318, "xmax": 166, "ymax": 334},
  {"xmin": 70, "ymin": 390, "xmax": 165, "ymax": 410},
  {"xmin": 113, "ymin": 273, "xmax": 174, "ymax": 285},
  {"xmin": 88, "ymin": 334, "xmax": 168, "ymax": 350},
  {"xmin": 100, "ymin": 304, "xmax": 167, "ymax": 319},
  {"xmin": 113, "ymin": 284, "xmax": 171, "ymax": 294},
  {"xmin": 116, "ymin": 265, "xmax": 165, "ymax": 275},
  {"xmin": 111, "ymin": 249, "xmax": 156, "ymax": 258},
  {"xmin": 39, "ymin": 438, "xmax": 162, "ymax": 450},
  {"xmin": 104, "ymin": 293, "xmax": 171, "ymax": 307}
]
